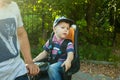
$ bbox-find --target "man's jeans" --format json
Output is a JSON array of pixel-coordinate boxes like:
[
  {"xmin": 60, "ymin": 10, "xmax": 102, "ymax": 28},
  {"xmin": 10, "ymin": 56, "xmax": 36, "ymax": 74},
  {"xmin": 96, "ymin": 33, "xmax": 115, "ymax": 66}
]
[
  {"xmin": 48, "ymin": 61, "xmax": 63, "ymax": 80},
  {"xmin": 15, "ymin": 74, "xmax": 29, "ymax": 80}
]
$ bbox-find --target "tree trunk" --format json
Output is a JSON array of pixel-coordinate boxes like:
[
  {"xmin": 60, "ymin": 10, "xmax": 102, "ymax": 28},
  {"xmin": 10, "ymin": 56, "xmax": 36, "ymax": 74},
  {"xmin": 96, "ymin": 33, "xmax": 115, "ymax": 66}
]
[{"xmin": 85, "ymin": 0, "xmax": 95, "ymax": 33}]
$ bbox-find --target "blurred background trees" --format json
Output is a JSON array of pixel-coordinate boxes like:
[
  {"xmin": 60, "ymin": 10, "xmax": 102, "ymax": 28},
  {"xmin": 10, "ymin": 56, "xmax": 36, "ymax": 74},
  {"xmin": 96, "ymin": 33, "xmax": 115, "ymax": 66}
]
[{"xmin": 14, "ymin": 0, "xmax": 120, "ymax": 63}]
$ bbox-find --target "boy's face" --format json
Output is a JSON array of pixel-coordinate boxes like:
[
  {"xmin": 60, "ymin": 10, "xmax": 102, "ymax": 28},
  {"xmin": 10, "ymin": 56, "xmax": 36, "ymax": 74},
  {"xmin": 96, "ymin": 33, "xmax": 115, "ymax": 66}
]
[{"xmin": 53, "ymin": 22, "xmax": 70, "ymax": 39}]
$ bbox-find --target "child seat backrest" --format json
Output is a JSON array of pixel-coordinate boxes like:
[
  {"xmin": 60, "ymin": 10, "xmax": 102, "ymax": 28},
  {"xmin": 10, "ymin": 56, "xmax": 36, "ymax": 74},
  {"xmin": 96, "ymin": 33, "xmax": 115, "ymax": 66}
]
[
  {"xmin": 66, "ymin": 27, "xmax": 75, "ymax": 43},
  {"xmin": 64, "ymin": 25, "xmax": 80, "ymax": 76}
]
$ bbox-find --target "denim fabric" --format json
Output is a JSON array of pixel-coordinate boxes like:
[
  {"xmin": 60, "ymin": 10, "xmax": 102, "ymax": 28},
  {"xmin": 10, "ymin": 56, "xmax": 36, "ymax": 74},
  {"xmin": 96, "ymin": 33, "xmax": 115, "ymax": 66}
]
[
  {"xmin": 48, "ymin": 61, "xmax": 63, "ymax": 80},
  {"xmin": 15, "ymin": 74, "xmax": 29, "ymax": 80}
]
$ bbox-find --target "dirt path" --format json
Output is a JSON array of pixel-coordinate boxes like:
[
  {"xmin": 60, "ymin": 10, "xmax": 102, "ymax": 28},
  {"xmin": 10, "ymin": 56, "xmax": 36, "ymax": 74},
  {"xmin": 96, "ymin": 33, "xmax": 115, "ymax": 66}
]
[{"xmin": 72, "ymin": 61, "xmax": 120, "ymax": 80}]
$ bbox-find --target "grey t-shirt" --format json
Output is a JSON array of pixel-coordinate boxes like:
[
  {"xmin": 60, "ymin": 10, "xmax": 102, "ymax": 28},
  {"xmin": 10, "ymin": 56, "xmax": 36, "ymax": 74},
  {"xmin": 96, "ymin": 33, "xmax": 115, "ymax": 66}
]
[
  {"xmin": 0, "ymin": 1, "xmax": 27, "ymax": 80},
  {"xmin": 0, "ymin": 18, "xmax": 19, "ymax": 62}
]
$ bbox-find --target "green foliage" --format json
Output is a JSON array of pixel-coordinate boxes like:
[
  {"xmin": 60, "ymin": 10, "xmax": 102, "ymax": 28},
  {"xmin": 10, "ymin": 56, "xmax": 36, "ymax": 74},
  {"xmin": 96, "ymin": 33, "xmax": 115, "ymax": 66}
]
[
  {"xmin": 14, "ymin": 0, "xmax": 120, "ymax": 63},
  {"xmin": 109, "ymin": 54, "xmax": 120, "ymax": 62},
  {"xmin": 31, "ymin": 48, "xmax": 42, "ymax": 58},
  {"xmin": 79, "ymin": 43, "xmax": 119, "ymax": 62}
]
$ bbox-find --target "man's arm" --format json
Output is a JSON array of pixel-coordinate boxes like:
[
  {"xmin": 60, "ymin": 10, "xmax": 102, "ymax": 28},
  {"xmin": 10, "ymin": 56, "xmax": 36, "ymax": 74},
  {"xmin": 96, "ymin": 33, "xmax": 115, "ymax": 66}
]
[{"xmin": 17, "ymin": 27, "xmax": 39, "ymax": 75}]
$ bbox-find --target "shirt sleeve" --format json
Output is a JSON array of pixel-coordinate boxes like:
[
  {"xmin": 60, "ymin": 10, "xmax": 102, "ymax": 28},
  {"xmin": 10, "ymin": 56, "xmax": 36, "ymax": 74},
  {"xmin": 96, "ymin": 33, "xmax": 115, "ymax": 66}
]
[
  {"xmin": 16, "ymin": 2, "xmax": 23, "ymax": 27},
  {"xmin": 43, "ymin": 40, "xmax": 49, "ymax": 52},
  {"xmin": 11, "ymin": 2, "xmax": 23, "ymax": 27},
  {"xmin": 66, "ymin": 42, "xmax": 74, "ymax": 53}
]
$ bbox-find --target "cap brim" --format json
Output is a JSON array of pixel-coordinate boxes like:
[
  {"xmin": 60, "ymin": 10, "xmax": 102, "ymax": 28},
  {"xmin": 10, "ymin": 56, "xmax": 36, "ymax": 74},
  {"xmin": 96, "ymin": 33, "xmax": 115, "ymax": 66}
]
[{"xmin": 57, "ymin": 19, "xmax": 74, "ymax": 26}]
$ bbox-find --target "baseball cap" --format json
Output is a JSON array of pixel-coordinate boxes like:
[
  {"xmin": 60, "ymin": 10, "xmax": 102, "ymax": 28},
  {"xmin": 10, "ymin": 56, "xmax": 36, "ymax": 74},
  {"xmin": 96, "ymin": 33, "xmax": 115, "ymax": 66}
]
[{"xmin": 53, "ymin": 16, "xmax": 74, "ymax": 27}]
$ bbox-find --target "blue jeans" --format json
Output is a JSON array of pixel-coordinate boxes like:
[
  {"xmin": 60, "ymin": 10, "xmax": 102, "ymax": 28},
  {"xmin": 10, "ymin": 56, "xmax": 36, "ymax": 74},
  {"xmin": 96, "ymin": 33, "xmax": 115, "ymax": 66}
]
[
  {"xmin": 15, "ymin": 74, "xmax": 29, "ymax": 80},
  {"xmin": 48, "ymin": 61, "xmax": 63, "ymax": 80}
]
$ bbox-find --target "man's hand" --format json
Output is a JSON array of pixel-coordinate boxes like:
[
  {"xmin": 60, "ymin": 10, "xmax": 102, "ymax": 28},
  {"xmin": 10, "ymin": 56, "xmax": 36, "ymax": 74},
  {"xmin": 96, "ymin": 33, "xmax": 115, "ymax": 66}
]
[{"xmin": 26, "ymin": 63, "xmax": 40, "ymax": 75}]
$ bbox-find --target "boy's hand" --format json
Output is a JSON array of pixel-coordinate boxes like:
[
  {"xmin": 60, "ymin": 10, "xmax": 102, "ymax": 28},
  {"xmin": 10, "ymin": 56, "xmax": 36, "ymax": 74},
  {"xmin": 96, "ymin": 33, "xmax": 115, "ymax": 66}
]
[{"xmin": 61, "ymin": 60, "xmax": 71, "ymax": 72}]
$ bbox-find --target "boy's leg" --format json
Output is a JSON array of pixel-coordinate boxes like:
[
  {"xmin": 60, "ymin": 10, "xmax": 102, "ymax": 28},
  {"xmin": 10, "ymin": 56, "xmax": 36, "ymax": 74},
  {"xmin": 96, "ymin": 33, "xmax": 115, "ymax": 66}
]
[
  {"xmin": 15, "ymin": 74, "xmax": 29, "ymax": 80},
  {"xmin": 48, "ymin": 61, "xmax": 63, "ymax": 80}
]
